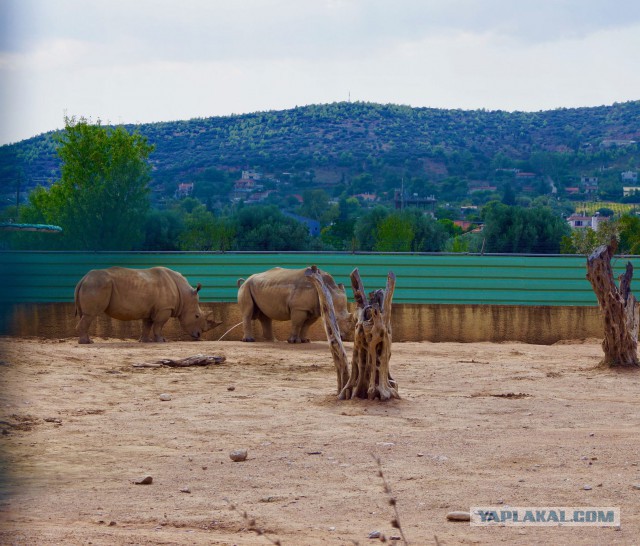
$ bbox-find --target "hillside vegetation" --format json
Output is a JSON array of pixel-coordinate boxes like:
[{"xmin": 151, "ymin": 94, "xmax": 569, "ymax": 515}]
[{"xmin": 1, "ymin": 101, "xmax": 639, "ymax": 207}]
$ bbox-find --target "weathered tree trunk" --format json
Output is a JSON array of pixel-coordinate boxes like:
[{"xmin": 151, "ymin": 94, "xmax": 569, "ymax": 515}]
[
  {"xmin": 306, "ymin": 265, "xmax": 400, "ymax": 400},
  {"xmin": 586, "ymin": 242, "xmax": 640, "ymax": 367}
]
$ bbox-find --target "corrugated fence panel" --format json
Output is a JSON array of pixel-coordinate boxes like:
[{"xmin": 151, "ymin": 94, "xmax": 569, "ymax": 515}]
[{"xmin": 2, "ymin": 251, "xmax": 639, "ymax": 306}]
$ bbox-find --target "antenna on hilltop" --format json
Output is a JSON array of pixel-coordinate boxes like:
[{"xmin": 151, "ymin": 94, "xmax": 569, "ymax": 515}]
[{"xmin": 348, "ymin": 91, "xmax": 351, "ymax": 103}]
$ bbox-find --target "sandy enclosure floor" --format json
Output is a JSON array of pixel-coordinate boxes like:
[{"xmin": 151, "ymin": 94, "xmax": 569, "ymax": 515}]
[{"xmin": 0, "ymin": 336, "xmax": 639, "ymax": 545}]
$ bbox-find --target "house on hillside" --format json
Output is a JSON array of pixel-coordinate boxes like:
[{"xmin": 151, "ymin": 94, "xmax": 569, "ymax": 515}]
[
  {"xmin": 245, "ymin": 191, "xmax": 274, "ymax": 204},
  {"xmin": 515, "ymin": 172, "xmax": 536, "ymax": 180},
  {"xmin": 393, "ymin": 189, "xmax": 436, "ymax": 212},
  {"xmin": 567, "ymin": 213, "xmax": 609, "ymax": 231},
  {"xmin": 581, "ymin": 176, "xmax": 598, "ymax": 194},
  {"xmin": 623, "ymin": 186, "xmax": 640, "ymax": 197},
  {"xmin": 468, "ymin": 183, "xmax": 497, "ymax": 193},
  {"xmin": 175, "ymin": 182, "xmax": 194, "ymax": 199},
  {"xmin": 601, "ymin": 139, "xmax": 637, "ymax": 148},
  {"xmin": 354, "ymin": 193, "xmax": 377, "ymax": 203},
  {"xmin": 231, "ymin": 177, "xmax": 264, "ymax": 201},
  {"xmin": 242, "ymin": 169, "xmax": 262, "ymax": 180},
  {"xmin": 453, "ymin": 220, "xmax": 477, "ymax": 232},
  {"xmin": 621, "ymin": 171, "xmax": 638, "ymax": 183}
]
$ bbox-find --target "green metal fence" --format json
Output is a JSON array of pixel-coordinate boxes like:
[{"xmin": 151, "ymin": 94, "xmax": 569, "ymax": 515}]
[{"xmin": 1, "ymin": 251, "xmax": 637, "ymax": 306}]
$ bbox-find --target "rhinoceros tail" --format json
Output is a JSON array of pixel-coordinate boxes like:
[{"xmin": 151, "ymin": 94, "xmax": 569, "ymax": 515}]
[
  {"xmin": 74, "ymin": 277, "xmax": 83, "ymax": 317},
  {"xmin": 237, "ymin": 278, "xmax": 245, "ymax": 288}
]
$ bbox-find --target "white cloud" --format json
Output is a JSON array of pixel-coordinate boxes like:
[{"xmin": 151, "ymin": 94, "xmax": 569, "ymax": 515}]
[{"xmin": 1, "ymin": 0, "xmax": 639, "ymax": 144}]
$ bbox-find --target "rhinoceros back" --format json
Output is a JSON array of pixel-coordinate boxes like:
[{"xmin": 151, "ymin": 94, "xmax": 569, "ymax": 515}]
[
  {"xmin": 75, "ymin": 267, "xmax": 183, "ymax": 321},
  {"xmin": 244, "ymin": 267, "xmax": 344, "ymax": 321}
]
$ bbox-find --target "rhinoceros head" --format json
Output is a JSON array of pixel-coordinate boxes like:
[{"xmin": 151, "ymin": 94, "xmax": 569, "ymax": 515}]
[
  {"xmin": 179, "ymin": 283, "xmax": 222, "ymax": 340},
  {"xmin": 334, "ymin": 282, "xmax": 356, "ymax": 341}
]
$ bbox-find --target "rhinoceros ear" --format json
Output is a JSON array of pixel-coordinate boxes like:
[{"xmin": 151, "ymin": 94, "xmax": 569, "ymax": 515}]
[
  {"xmin": 338, "ymin": 283, "xmax": 345, "ymax": 291},
  {"xmin": 193, "ymin": 283, "xmax": 202, "ymax": 294}
]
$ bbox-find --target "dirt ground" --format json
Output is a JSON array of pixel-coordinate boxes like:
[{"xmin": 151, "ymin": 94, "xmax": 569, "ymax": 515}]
[{"xmin": 0, "ymin": 335, "xmax": 639, "ymax": 545}]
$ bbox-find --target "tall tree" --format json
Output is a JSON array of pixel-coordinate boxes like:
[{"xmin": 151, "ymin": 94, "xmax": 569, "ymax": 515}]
[
  {"xmin": 482, "ymin": 202, "xmax": 570, "ymax": 253},
  {"xmin": 177, "ymin": 203, "xmax": 236, "ymax": 251},
  {"xmin": 233, "ymin": 205, "xmax": 310, "ymax": 250},
  {"xmin": 354, "ymin": 206, "xmax": 389, "ymax": 250},
  {"xmin": 299, "ymin": 189, "xmax": 330, "ymax": 221},
  {"xmin": 374, "ymin": 213, "xmax": 414, "ymax": 252},
  {"xmin": 19, "ymin": 117, "xmax": 154, "ymax": 250},
  {"xmin": 618, "ymin": 214, "xmax": 640, "ymax": 254}
]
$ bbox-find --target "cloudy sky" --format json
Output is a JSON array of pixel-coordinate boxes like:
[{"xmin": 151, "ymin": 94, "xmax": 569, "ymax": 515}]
[{"xmin": 1, "ymin": 0, "xmax": 639, "ymax": 145}]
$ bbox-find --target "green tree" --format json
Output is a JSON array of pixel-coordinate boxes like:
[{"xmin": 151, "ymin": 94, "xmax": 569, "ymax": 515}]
[
  {"xmin": 299, "ymin": 189, "xmax": 330, "ymax": 221},
  {"xmin": 374, "ymin": 213, "xmax": 414, "ymax": 252},
  {"xmin": 354, "ymin": 205, "xmax": 389, "ymax": 250},
  {"xmin": 141, "ymin": 209, "xmax": 184, "ymax": 250},
  {"xmin": 401, "ymin": 208, "xmax": 449, "ymax": 252},
  {"xmin": 355, "ymin": 206, "xmax": 448, "ymax": 252},
  {"xmin": 19, "ymin": 117, "xmax": 154, "ymax": 250},
  {"xmin": 320, "ymin": 197, "xmax": 360, "ymax": 250},
  {"xmin": 482, "ymin": 202, "xmax": 570, "ymax": 253},
  {"xmin": 502, "ymin": 182, "xmax": 516, "ymax": 205},
  {"xmin": 618, "ymin": 214, "xmax": 640, "ymax": 254},
  {"xmin": 233, "ymin": 205, "xmax": 310, "ymax": 250},
  {"xmin": 177, "ymin": 202, "xmax": 236, "ymax": 251},
  {"xmin": 437, "ymin": 218, "xmax": 464, "ymax": 238},
  {"xmin": 559, "ymin": 222, "xmax": 619, "ymax": 255}
]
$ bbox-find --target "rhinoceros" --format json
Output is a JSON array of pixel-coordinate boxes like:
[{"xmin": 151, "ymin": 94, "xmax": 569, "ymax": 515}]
[
  {"xmin": 237, "ymin": 267, "xmax": 354, "ymax": 343},
  {"xmin": 74, "ymin": 266, "xmax": 220, "ymax": 344}
]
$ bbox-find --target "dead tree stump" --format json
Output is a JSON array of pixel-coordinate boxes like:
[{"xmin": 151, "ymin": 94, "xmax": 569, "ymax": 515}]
[
  {"xmin": 306, "ymin": 265, "xmax": 400, "ymax": 400},
  {"xmin": 586, "ymin": 241, "xmax": 640, "ymax": 367}
]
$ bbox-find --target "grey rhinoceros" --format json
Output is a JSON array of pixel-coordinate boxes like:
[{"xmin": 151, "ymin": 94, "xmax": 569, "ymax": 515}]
[
  {"xmin": 74, "ymin": 266, "xmax": 220, "ymax": 344},
  {"xmin": 237, "ymin": 266, "xmax": 354, "ymax": 343}
]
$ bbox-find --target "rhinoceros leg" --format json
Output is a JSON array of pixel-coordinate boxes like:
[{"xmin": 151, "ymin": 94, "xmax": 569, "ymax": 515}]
[
  {"xmin": 288, "ymin": 309, "xmax": 312, "ymax": 343},
  {"xmin": 299, "ymin": 316, "xmax": 318, "ymax": 343},
  {"xmin": 150, "ymin": 310, "xmax": 171, "ymax": 342},
  {"xmin": 258, "ymin": 314, "xmax": 275, "ymax": 342},
  {"xmin": 139, "ymin": 318, "xmax": 155, "ymax": 342},
  {"xmin": 77, "ymin": 315, "xmax": 95, "ymax": 344},
  {"xmin": 151, "ymin": 323, "xmax": 168, "ymax": 342}
]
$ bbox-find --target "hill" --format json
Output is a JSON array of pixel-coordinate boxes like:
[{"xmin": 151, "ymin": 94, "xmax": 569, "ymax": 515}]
[{"xmin": 1, "ymin": 101, "xmax": 639, "ymax": 208}]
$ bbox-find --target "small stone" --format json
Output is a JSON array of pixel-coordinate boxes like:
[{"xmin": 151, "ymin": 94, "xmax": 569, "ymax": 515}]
[
  {"xmin": 581, "ymin": 456, "xmax": 588, "ymax": 460},
  {"xmin": 159, "ymin": 393, "xmax": 171, "ymax": 401},
  {"xmin": 227, "ymin": 385, "xmax": 236, "ymax": 391},
  {"xmin": 180, "ymin": 487, "xmax": 191, "ymax": 494},
  {"xmin": 447, "ymin": 511, "xmax": 471, "ymax": 521},
  {"xmin": 417, "ymin": 453, "xmax": 424, "ymax": 457},
  {"xmin": 583, "ymin": 485, "xmax": 592, "ymax": 490},
  {"xmin": 632, "ymin": 484, "xmax": 640, "ymax": 490},
  {"xmin": 108, "ymin": 521, "xmax": 116, "ymax": 526},
  {"xmin": 497, "ymin": 499, "xmax": 504, "ymax": 504},
  {"xmin": 368, "ymin": 530, "xmax": 382, "ymax": 538},
  {"xmin": 390, "ymin": 536, "xmax": 401, "ymax": 541},
  {"xmin": 589, "ymin": 433, "xmax": 595, "ymax": 437},
  {"xmin": 229, "ymin": 449, "xmax": 248, "ymax": 462},
  {"xmin": 328, "ymin": 526, "xmax": 336, "ymax": 531},
  {"xmin": 134, "ymin": 475, "xmax": 153, "ymax": 485}
]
